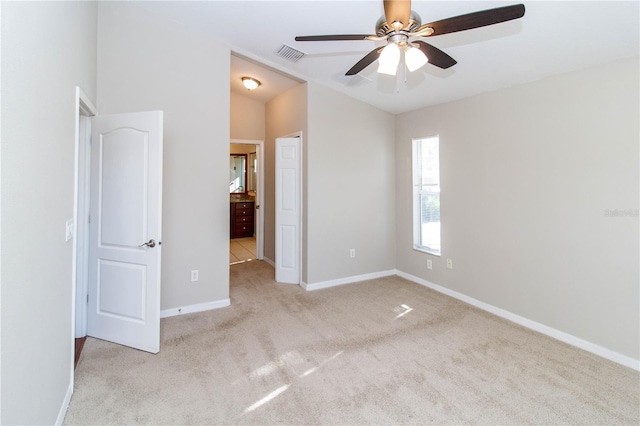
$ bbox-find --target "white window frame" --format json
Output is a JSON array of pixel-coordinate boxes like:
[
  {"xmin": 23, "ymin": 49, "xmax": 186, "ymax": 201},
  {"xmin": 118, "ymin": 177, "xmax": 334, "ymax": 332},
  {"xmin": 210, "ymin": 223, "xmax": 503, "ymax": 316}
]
[{"xmin": 412, "ymin": 136, "xmax": 441, "ymax": 256}]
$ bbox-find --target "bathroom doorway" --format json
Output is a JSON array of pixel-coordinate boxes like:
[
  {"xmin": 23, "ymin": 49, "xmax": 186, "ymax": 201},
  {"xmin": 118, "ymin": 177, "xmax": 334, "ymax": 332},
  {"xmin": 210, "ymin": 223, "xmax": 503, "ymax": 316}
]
[{"xmin": 230, "ymin": 139, "xmax": 264, "ymax": 264}]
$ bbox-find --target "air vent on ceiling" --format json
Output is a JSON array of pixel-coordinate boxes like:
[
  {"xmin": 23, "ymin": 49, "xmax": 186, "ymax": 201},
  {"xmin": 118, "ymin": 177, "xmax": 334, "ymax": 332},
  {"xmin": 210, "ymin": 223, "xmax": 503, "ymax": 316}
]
[{"xmin": 276, "ymin": 44, "xmax": 305, "ymax": 63}]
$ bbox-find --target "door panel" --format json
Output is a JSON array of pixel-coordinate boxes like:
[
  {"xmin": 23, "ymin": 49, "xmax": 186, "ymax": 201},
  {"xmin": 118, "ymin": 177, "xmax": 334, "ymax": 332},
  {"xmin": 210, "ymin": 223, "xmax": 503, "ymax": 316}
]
[
  {"xmin": 100, "ymin": 129, "xmax": 148, "ymax": 247},
  {"xmin": 280, "ymin": 225, "xmax": 296, "ymax": 269},
  {"xmin": 97, "ymin": 260, "xmax": 146, "ymax": 321},
  {"xmin": 88, "ymin": 111, "xmax": 163, "ymax": 354},
  {"xmin": 280, "ymin": 169, "xmax": 296, "ymax": 211}
]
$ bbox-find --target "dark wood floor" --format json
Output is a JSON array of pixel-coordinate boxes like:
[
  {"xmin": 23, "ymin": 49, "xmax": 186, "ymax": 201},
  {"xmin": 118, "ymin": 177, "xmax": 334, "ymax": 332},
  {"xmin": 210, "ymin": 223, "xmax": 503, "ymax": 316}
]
[{"xmin": 75, "ymin": 336, "xmax": 86, "ymax": 369}]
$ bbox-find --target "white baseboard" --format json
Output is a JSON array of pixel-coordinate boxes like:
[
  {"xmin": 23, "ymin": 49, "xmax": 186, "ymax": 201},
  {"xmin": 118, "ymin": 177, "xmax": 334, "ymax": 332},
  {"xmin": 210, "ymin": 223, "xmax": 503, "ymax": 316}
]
[
  {"xmin": 161, "ymin": 298, "xmax": 231, "ymax": 318},
  {"xmin": 56, "ymin": 382, "xmax": 73, "ymax": 425},
  {"xmin": 396, "ymin": 270, "xmax": 640, "ymax": 371},
  {"xmin": 262, "ymin": 256, "xmax": 276, "ymax": 268},
  {"xmin": 302, "ymin": 269, "xmax": 396, "ymax": 291}
]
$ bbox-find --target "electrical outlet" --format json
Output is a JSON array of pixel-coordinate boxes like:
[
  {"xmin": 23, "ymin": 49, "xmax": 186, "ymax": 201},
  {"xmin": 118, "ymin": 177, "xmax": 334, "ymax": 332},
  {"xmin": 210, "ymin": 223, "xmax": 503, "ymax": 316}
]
[
  {"xmin": 190, "ymin": 270, "xmax": 199, "ymax": 282},
  {"xmin": 350, "ymin": 249, "xmax": 356, "ymax": 258},
  {"xmin": 446, "ymin": 259, "xmax": 453, "ymax": 269},
  {"xmin": 427, "ymin": 259, "xmax": 433, "ymax": 270}
]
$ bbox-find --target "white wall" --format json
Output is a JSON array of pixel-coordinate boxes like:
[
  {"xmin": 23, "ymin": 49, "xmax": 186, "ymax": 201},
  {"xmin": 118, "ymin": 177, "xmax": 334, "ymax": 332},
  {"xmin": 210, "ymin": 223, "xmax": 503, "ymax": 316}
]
[
  {"xmin": 97, "ymin": 2, "xmax": 231, "ymax": 310},
  {"xmin": 230, "ymin": 91, "xmax": 265, "ymax": 141},
  {"xmin": 306, "ymin": 83, "xmax": 396, "ymax": 284},
  {"xmin": 1, "ymin": 1, "xmax": 98, "ymax": 423},
  {"xmin": 230, "ymin": 143, "xmax": 257, "ymax": 154},
  {"xmin": 265, "ymin": 83, "xmax": 308, "ymax": 267},
  {"xmin": 395, "ymin": 57, "xmax": 639, "ymax": 360}
]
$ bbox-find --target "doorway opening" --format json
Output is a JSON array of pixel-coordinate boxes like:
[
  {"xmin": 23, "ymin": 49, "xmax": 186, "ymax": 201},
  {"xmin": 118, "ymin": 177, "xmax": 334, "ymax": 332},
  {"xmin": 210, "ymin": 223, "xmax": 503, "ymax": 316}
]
[
  {"xmin": 72, "ymin": 87, "xmax": 97, "ymax": 371},
  {"xmin": 230, "ymin": 139, "xmax": 264, "ymax": 265}
]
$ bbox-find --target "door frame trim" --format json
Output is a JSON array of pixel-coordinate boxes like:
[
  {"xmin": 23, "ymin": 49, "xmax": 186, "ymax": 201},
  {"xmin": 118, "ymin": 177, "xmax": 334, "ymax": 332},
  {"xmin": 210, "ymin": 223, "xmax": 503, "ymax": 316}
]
[
  {"xmin": 230, "ymin": 139, "xmax": 265, "ymax": 260},
  {"xmin": 71, "ymin": 87, "xmax": 96, "ymax": 398},
  {"xmin": 72, "ymin": 87, "xmax": 96, "ymax": 343}
]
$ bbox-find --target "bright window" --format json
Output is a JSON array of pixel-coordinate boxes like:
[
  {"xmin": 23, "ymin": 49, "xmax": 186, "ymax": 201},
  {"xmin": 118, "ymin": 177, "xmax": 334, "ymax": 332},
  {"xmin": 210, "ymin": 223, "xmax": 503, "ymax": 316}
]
[{"xmin": 412, "ymin": 136, "xmax": 441, "ymax": 255}]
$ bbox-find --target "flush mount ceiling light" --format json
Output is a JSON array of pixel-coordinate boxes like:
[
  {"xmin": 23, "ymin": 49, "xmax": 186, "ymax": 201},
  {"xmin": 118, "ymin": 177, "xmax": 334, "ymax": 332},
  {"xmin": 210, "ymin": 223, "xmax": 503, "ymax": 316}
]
[{"xmin": 241, "ymin": 77, "xmax": 261, "ymax": 90}]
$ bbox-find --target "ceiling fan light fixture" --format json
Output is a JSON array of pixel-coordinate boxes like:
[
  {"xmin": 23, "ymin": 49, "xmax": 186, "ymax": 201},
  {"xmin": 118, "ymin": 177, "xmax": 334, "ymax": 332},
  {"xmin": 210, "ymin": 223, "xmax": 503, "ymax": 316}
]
[
  {"xmin": 377, "ymin": 42, "xmax": 400, "ymax": 75},
  {"xmin": 405, "ymin": 46, "xmax": 428, "ymax": 72},
  {"xmin": 241, "ymin": 77, "xmax": 261, "ymax": 90},
  {"xmin": 295, "ymin": 2, "xmax": 526, "ymax": 77}
]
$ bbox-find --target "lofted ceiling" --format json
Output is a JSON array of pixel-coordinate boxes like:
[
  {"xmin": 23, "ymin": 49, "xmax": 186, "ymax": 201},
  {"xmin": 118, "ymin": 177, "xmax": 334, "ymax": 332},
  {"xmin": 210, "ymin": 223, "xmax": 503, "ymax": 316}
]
[{"xmin": 141, "ymin": 1, "xmax": 639, "ymax": 114}]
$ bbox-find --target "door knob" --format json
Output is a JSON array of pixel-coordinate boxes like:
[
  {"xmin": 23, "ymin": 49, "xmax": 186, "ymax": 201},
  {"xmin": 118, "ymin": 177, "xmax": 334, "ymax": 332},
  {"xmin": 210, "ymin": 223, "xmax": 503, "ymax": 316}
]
[{"xmin": 138, "ymin": 239, "xmax": 156, "ymax": 248}]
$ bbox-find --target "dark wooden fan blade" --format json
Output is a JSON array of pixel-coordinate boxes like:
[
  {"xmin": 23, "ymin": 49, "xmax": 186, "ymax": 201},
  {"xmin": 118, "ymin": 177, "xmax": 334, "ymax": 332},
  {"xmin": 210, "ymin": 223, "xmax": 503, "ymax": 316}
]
[
  {"xmin": 413, "ymin": 41, "xmax": 457, "ymax": 69},
  {"xmin": 295, "ymin": 35, "xmax": 374, "ymax": 42},
  {"xmin": 417, "ymin": 4, "xmax": 525, "ymax": 36},
  {"xmin": 346, "ymin": 47, "xmax": 384, "ymax": 76},
  {"xmin": 384, "ymin": 0, "xmax": 411, "ymax": 26}
]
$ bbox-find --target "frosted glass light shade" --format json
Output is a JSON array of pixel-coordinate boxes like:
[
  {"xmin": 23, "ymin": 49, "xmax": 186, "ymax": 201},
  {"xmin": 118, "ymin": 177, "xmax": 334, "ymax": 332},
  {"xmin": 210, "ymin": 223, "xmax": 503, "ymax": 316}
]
[
  {"xmin": 242, "ymin": 77, "xmax": 261, "ymax": 90},
  {"xmin": 377, "ymin": 43, "xmax": 400, "ymax": 76},
  {"xmin": 405, "ymin": 46, "xmax": 428, "ymax": 72}
]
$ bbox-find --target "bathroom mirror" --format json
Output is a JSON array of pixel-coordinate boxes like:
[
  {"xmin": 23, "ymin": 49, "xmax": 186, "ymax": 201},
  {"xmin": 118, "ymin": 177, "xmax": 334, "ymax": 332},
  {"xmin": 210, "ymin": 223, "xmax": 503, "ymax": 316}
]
[
  {"xmin": 247, "ymin": 152, "xmax": 257, "ymax": 192},
  {"xmin": 229, "ymin": 154, "xmax": 247, "ymax": 194}
]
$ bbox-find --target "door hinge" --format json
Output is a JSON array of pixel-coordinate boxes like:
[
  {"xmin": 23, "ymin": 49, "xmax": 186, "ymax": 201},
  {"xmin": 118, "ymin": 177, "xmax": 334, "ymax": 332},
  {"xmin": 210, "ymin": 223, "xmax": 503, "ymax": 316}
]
[
  {"xmin": 87, "ymin": 294, "xmax": 89, "ymax": 304},
  {"xmin": 88, "ymin": 214, "xmax": 90, "ymax": 224}
]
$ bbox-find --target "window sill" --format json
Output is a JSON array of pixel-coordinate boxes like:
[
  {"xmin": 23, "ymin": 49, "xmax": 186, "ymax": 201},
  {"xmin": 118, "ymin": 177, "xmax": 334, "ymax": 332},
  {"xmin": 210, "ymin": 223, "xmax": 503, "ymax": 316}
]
[{"xmin": 413, "ymin": 245, "xmax": 441, "ymax": 256}]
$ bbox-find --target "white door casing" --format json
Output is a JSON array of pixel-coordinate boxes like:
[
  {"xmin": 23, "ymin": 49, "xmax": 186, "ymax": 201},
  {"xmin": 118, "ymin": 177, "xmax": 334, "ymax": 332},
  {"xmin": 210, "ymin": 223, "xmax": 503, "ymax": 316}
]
[
  {"xmin": 74, "ymin": 87, "xmax": 97, "ymax": 338},
  {"xmin": 87, "ymin": 111, "xmax": 163, "ymax": 353},
  {"xmin": 275, "ymin": 137, "xmax": 301, "ymax": 284}
]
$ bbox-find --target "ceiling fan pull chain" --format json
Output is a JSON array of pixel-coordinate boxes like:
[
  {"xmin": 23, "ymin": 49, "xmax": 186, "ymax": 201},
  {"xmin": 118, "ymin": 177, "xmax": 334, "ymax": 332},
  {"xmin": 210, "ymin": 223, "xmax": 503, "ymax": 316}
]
[{"xmin": 404, "ymin": 61, "xmax": 408, "ymax": 84}]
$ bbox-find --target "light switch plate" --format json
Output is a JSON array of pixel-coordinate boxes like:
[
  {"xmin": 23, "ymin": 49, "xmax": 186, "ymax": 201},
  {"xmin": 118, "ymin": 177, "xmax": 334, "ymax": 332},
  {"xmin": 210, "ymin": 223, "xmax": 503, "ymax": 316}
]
[{"xmin": 65, "ymin": 219, "xmax": 73, "ymax": 242}]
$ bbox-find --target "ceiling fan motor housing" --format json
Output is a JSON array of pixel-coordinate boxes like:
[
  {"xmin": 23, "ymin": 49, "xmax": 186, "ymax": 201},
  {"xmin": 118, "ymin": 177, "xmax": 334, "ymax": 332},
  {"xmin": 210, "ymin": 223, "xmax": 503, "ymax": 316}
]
[
  {"xmin": 388, "ymin": 33, "xmax": 409, "ymax": 49},
  {"xmin": 376, "ymin": 10, "xmax": 422, "ymax": 37}
]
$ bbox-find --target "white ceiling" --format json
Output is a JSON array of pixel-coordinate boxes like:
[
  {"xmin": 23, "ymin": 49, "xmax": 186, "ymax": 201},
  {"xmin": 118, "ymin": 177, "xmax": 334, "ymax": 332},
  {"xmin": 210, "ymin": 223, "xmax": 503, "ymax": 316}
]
[{"xmin": 141, "ymin": 1, "xmax": 639, "ymax": 114}]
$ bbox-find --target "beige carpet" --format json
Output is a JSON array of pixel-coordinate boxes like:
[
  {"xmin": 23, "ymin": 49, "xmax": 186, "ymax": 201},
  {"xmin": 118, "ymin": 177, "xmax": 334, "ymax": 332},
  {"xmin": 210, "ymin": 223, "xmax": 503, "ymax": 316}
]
[{"xmin": 65, "ymin": 261, "xmax": 639, "ymax": 425}]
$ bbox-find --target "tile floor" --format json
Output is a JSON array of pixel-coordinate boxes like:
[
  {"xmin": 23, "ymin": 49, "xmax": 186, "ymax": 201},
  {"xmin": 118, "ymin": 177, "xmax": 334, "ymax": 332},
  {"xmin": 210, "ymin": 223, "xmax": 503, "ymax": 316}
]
[{"xmin": 229, "ymin": 237, "xmax": 256, "ymax": 264}]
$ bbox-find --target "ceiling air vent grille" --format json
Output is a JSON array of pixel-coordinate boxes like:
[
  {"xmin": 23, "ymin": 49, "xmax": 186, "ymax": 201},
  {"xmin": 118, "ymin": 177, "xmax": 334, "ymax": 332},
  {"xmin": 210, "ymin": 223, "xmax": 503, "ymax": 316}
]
[{"xmin": 276, "ymin": 44, "xmax": 305, "ymax": 63}]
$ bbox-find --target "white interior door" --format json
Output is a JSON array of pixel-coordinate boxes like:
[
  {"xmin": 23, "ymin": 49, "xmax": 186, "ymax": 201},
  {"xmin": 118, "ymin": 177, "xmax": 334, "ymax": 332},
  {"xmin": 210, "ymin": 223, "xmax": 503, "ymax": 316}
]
[
  {"xmin": 275, "ymin": 137, "xmax": 301, "ymax": 284},
  {"xmin": 87, "ymin": 111, "xmax": 163, "ymax": 353}
]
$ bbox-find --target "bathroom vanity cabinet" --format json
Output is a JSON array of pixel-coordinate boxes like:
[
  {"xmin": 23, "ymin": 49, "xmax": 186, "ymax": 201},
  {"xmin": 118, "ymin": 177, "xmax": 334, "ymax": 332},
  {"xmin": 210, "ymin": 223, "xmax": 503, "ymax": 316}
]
[{"xmin": 230, "ymin": 201, "xmax": 254, "ymax": 239}]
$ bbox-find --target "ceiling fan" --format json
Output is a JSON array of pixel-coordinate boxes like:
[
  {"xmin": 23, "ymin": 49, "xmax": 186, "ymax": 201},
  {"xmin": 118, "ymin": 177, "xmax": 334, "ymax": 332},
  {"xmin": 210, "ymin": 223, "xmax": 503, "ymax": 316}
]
[{"xmin": 295, "ymin": 0, "xmax": 525, "ymax": 76}]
